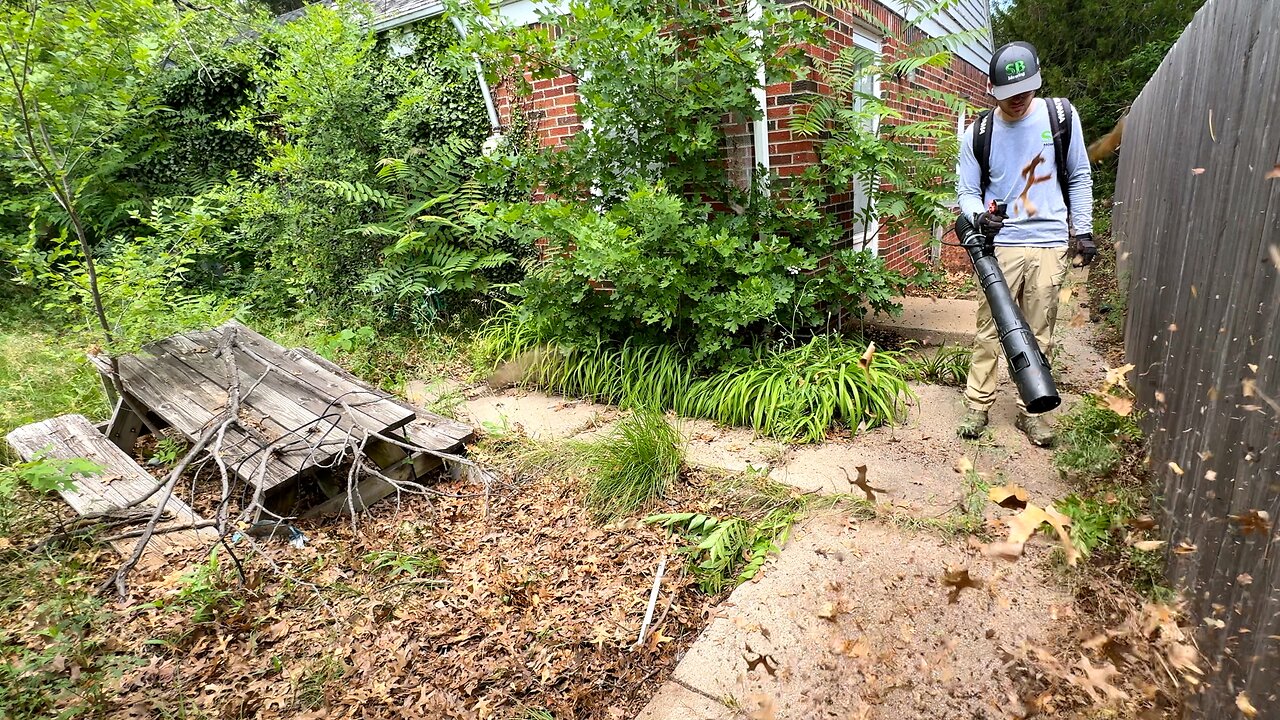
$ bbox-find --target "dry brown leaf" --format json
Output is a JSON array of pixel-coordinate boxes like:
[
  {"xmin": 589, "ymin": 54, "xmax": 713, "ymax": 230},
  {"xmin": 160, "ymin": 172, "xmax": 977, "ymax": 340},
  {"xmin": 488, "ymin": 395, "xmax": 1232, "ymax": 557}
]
[
  {"xmin": 1237, "ymin": 573, "xmax": 1253, "ymax": 585},
  {"xmin": 817, "ymin": 602, "xmax": 838, "ymax": 621},
  {"xmin": 954, "ymin": 456, "xmax": 974, "ymax": 475},
  {"xmin": 1191, "ymin": 167, "xmax": 1205, "ymax": 175},
  {"xmin": 1069, "ymin": 308, "xmax": 1088, "ymax": 328},
  {"xmin": 858, "ymin": 342, "xmax": 876, "ymax": 371},
  {"xmin": 1197, "ymin": 450, "xmax": 1214, "ymax": 461},
  {"xmin": 1101, "ymin": 393, "xmax": 1134, "ymax": 416},
  {"xmin": 1173, "ymin": 541, "xmax": 1198, "ymax": 554},
  {"xmin": 743, "ymin": 645, "xmax": 778, "ymax": 676},
  {"xmin": 987, "ymin": 483, "xmax": 1030, "ymax": 510},
  {"xmin": 1229, "ymin": 510, "xmax": 1271, "ymax": 536},
  {"xmin": 981, "ymin": 541, "xmax": 1025, "ymax": 562},
  {"xmin": 1074, "ymin": 657, "xmax": 1130, "ymax": 702},
  {"xmin": 942, "ymin": 565, "xmax": 983, "ymax": 604},
  {"xmin": 1102, "ymin": 363, "xmax": 1136, "ymax": 394},
  {"xmin": 1266, "ymin": 164, "xmax": 1280, "ymax": 180},
  {"xmin": 1007, "ymin": 505, "xmax": 1051, "ymax": 545},
  {"xmin": 1167, "ymin": 643, "xmax": 1202, "ymax": 676},
  {"xmin": 1243, "ymin": 378, "xmax": 1257, "ymax": 397},
  {"xmin": 748, "ymin": 694, "xmax": 777, "ymax": 720},
  {"xmin": 1154, "ymin": 390, "xmax": 1167, "ymax": 403},
  {"xmin": 843, "ymin": 465, "xmax": 887, "ymax": 502},
  {"xmin": 1269, "ymin": 245, "xmax": 1280, "ymax": 271},
  {"xmin": 1133, "ymin": 540, "xmax": 1165, "ymax": 552},
  {"xmin": 1205, "ymin": 469, "xmax": 1218, "ymax": 481},
  {"xmin": 1168, "ymin": 461, "xmax": 1185, "ymax": 476},
  {"xmin": 1129, "ymin": 515, "xmax": 1158, "ymax": 530},
  {"xmin": 1237, "ymin": 692, "xmax": 1258, "ymax": 718},
  {"xmin": 1044, "ymin": 504, "xmax": 1080, "ymax": 566}
]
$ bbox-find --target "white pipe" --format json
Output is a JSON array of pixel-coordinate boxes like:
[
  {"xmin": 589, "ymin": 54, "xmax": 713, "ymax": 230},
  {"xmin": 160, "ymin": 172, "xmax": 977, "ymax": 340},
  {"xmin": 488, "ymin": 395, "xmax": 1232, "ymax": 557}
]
[
  {"xmin": 450, "ymin": 15, "xmax": 502, "ymax": 131},
  {"xmin": 633, "ymin": 554, "xmax": 668, "ymax": 649},
  {"xmin": 746, "ymin": 0, "xmax": 771, "ymax": 191}
]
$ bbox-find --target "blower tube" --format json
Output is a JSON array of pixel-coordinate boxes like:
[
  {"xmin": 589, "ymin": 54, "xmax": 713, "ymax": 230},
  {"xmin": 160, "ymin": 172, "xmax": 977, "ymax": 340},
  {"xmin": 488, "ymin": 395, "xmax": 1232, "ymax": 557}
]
[{"xmin": 954, "ymin": 212, "xmax": 1061, "ymax": 414}]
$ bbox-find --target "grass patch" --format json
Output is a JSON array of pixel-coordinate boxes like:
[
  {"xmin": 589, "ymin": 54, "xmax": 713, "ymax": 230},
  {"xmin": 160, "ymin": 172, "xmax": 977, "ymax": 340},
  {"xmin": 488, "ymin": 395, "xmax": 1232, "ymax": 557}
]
[
  {"xmin": 1053, "ymin": 394, "xmax": 1143, "ymax": 480},
  {"xmin": 0, "ymin": 299, "xmax": 106, "ymax": 446},
  {"xmin": 903, "ymin": 342, "xmax": 971, "ymax": 386},
  {"xmin": 473, "ymin": 310, "xmax": 911, "ymax": 443},
  {"xmin": 574, "ymin": 408, "xmax": 684, "ymax": 521}
]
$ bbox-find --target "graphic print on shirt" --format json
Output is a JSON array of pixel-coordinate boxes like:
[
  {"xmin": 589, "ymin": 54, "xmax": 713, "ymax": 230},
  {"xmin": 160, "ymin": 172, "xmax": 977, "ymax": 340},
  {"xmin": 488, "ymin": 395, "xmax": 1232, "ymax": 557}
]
[{"xmin": 1014, "ymin": 153, "xmax": 1054, "ymax": 218}]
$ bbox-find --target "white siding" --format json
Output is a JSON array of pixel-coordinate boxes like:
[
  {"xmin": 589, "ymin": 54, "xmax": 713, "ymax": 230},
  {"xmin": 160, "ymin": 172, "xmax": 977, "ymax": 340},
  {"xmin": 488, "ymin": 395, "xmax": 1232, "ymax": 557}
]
[{"xmin": 879, "ymin": 0, "xmax": 994, "ymax": 73}]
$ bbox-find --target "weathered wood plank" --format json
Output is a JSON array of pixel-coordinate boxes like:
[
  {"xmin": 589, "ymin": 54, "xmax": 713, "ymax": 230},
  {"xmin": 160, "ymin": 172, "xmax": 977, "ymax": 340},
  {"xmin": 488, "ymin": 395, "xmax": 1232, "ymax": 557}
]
[{"xmin": 5, "ymin": 415, "xmax": 217, "ymax": 559}]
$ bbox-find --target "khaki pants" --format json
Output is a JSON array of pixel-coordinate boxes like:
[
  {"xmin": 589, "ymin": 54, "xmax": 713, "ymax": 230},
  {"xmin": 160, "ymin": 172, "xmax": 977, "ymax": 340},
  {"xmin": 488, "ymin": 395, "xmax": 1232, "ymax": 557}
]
[{"xmin": 964, "ymin": 245, "xmax": 1070, "ymax": 413}]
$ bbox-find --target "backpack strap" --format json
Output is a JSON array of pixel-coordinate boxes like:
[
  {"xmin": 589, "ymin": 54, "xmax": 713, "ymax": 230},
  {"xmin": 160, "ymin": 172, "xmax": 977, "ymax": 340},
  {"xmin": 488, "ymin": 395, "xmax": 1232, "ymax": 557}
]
[
  {"xmin": 974, "ymin": 108, "xmax": 995, "ymax": 196},
  {"xmin": 1046, "ymin": 97, "xmax": 1074, "ymax": 216}
]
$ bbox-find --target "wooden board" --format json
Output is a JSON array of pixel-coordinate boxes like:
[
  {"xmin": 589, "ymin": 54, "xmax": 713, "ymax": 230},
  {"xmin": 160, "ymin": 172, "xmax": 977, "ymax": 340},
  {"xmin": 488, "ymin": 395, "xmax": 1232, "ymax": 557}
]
[{"xmin": 5, "ymin": 414, "xmax": 218, "ymax": 560}]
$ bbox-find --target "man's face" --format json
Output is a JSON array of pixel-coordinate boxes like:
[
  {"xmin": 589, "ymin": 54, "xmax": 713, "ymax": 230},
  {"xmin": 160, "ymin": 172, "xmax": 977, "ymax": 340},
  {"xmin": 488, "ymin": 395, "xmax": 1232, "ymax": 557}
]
[{"xmin": 997, "ymin": 91, "xmax": 1036, "ymax": 119}]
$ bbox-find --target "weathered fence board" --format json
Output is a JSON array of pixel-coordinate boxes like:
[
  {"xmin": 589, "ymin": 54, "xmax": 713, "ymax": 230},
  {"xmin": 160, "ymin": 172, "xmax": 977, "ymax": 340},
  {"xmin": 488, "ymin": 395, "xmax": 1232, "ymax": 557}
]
[{"xmin": 1112, "ymin": 0, "xmax": 1280, "ymax": 714}]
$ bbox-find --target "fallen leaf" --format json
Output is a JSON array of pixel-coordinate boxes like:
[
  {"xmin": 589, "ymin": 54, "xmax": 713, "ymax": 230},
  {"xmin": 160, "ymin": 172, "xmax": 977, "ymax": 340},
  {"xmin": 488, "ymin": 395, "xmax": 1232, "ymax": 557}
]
[
  {"xmin": 1204, "ymin": 617, "xmax": 1225, "ymax": 629},
  {"xmin": 1102, "ymin": 393, "xmax": 1134, "ymax": 416},
  {"xmin": 1237, "ymin": 573, "xmax": 1252, "ymax": 585},
  {"xmin": 942, "ymin": 565, "xmax": 983, "ymax": 604},
  {"xmin": 1173, "ymin": 541, "xmax": 1198, "ymax": 554},
  {"xmin": 743, "ymin": 646, "xmax": 778, "ymax": 676},
  {"xmin": 1168, "ymin": 461, "xmax": 1185, "ymax": 475},
  {"xmin": 1129, "ymin": 516, "xmax": 1158, "ymax": 530},
  {"xmin": 748, "ymin": 694, "xmax": 776, "ymax": 720},
  {"xmin": 1205, "ymin": 470, "xmax": 1218, "ymax": 481},
  {"xmin": 1167, "ymin": 643, "xmax": 1202, "ymax": 676},
  {"xmin": 1102, "ymin": 363, "xmax": 1136, "ymax": 394},
  {"xmin": 987, "ymin": 484, "xmax": 1029, "ymax": 510},
  {"xmin": 1069, "ymin": 308, "xmax": 1088, "ymax": 328},
  {"xmin": 1237, "ymin": 692, "xmax": 1258, "ymax": 718},
  {"xmin": 1154, "ymin": 390, "xmax": 1167, "ymax": 403},
  {"xmin": 1191, "ymin": 167, "xmax": 1205, "ymax": 175},
  {"xmin": 954, "ymin": 456, "xmax": 974, "ymax": 475},
  {"xmin": 1242, "ymin": 378, "xmax": 1257, "ymax": 397},
  {"xmin": 1266, "ymin": 164, "xmax": 1280, "ymax": 180},
  {"xmin": 858, "ymin": 342, "xmax": 876, "ymax": 371},
  {"xmin": 1007, "ymin": 505, "xmax": 1051, "ymax": 545},
  {"xmin": 1197, "ymin": 450, "xmax": 1214, "ymax": 461},
  {"xmin": 1133, "ymin": 540, "xmax": 1165, "ymax": 552},
  {"xmin": 1229, "ymin": 510, "xmax": 1271, "ymax": 536},
  {"xmin": 1270, "ymin": 245, "xmax": 1280, "ymax": 271},
  {"xmin": 817, "ymin": 602, "xmax": 838, "ymax": 621}
]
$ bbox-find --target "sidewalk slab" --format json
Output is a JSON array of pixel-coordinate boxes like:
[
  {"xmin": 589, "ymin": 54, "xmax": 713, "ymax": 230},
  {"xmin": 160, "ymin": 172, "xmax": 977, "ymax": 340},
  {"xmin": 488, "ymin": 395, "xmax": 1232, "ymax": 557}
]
[
  {"xmin": 868, "ymin": 296, "xmax": 977, "ymax": 347},
  {"xmin": 634, "ymin": 682, "xmax": 733, "ymax": 720}
]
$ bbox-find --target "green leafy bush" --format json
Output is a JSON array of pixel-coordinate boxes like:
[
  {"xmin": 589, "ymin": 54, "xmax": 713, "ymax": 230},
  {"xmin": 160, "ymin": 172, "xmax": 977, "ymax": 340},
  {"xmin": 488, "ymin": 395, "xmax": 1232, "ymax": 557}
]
[
  {"xmin": 903, "ymin": 343, "xmax": 973, "ymax": 386},
  {"xmin": 1053, "ymin": 394, "xmax": 1143, "ymax": 480}
]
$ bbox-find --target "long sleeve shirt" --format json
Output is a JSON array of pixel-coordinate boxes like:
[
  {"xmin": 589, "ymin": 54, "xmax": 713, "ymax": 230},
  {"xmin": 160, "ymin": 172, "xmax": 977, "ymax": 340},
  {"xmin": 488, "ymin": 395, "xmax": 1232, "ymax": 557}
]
[{"xmin": 956, "ymin": 98, "xmax": 1093, "ymax": 247}]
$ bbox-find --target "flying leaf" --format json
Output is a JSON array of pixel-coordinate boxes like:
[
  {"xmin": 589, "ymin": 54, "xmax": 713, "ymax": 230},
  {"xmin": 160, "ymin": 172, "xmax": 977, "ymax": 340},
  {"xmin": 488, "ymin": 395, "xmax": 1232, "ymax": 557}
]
[
  {"xmin": 1069, "ymin": 308, "xmax": 1088, "ymax": 328},
  {"xmin": 1007, "ymin": 504, "xmax": 1051, "ymax": 545},
  {"xmin": 942, "ymin": 565, "xmax": 983, "ymax": 604},
  {"xmin": 988, "ymin": 484, "xmax": 1029, "ymax": 510},
  {"xmin": 1237, "ymin": 573, "xmax": 1253, "ymax": 586},
  {"xmin": 1128, "ymin": 515, "xmax": 1158, "ymax": 531},
  {"xmin": 1101, "ymin": 394, "xmax": 1134, "ymax": 416},
  {"xmin": 1074, "ymin": 658, "xmax": 1130, "ymax": 701},
  {"xmin": 1102, "ymin": 364, "xmax": 1136, "ymax": 394},
  {"xmin": 980, "ymin": 541, "xmax": 1025, "ymax": 562},
  {"xmin": 743, "ymin": 645, "xmax": 778, "ymax": 676},
  {"xmin": 858, "ymin": 342, "xmax": 876, "ymax": 371},
  {"xmin": 1168, "ymin": 461, "xmax": 1185, "ymax": 476},
  {"xmin": 1266, "ymin": 164, "xmax": 1280, "ymax": 180},
  {"xmin": 1173, "ymin": 541, "xmax": 1198, "ymax": 554},
  {"xmin": 1044, "ymin": 505, "xmax": 1080, "ymax": 566},
  {"xmin": 1228, "ymin": 510, "xmax": 1271, "ymax": 536},
  {"xmin": 843, "ymin": 465, "xmax": 887, "ymax": 502},
  {"xmin": 1236, "ymin": 692, "xmax": 1258, "ymax": 718},
  {"xmin": 1133, "ymin": 540, "xmax": 1165, "ymax": 552},
  {"xmin": 1191, "ymin": 167, "xmax": 1205, "ymax": 175}
]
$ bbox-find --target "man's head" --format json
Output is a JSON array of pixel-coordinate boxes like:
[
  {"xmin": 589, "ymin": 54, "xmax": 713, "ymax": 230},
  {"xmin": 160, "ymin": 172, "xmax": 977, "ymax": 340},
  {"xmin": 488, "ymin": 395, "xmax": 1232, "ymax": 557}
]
[{"xmin": 989, "ymin": 41, "xmax": 1042, "ymax": 119}]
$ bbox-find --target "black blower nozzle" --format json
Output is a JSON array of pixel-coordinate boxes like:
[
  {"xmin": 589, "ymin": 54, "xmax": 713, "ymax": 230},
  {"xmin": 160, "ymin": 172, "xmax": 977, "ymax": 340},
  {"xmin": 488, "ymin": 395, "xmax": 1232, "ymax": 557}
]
[{"xmin": 954, "ymin": 212, "xmax": 1061, "ymax": 414}]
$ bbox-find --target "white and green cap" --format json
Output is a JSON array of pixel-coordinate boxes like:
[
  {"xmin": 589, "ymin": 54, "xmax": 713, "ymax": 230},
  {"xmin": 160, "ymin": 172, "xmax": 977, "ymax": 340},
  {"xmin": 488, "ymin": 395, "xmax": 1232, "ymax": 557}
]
[{"xmin": 988, "ymin": 41, "xmax": 1042, "ymax": 100}]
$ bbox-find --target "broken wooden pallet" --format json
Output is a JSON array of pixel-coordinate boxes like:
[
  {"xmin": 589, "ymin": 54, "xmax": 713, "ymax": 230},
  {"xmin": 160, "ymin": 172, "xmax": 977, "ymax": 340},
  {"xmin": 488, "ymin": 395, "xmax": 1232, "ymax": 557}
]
[{"xmin": 6, "ymin": 414, "xmax": 218, "ymax": 560}]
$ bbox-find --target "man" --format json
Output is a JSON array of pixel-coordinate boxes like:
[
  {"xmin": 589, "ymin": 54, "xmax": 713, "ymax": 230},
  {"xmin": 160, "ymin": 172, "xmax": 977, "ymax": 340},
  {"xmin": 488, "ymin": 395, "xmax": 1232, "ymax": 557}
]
[{"xmin": 955, "ymin": 41, "xmax": 1094, "ymax": 446}]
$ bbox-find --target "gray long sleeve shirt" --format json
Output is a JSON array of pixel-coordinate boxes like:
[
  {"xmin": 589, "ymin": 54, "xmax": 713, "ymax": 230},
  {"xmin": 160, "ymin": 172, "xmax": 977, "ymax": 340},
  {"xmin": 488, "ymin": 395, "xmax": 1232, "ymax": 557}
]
[{"xmin": 956, "ymin": 98, "xmax": 1093, "ymax": 247}]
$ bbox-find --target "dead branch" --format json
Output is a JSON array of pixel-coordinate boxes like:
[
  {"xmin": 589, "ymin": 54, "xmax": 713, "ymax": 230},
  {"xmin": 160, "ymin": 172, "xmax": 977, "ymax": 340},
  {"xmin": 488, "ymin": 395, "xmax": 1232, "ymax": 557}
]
[{"xmin": 99, "ymin": 520, "xmax": 217, "ymax": 544}]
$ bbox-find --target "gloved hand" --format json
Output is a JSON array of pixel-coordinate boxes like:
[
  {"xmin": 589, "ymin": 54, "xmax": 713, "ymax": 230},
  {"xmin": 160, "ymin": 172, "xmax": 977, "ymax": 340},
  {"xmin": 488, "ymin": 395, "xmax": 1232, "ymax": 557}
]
[
  {"xmin": 1073, "ymin": 233, "xmax": 1097, "ymax": 267},
  {"xmin": 973, "ymin": 210, "xmax": 1005, "ymax": 239}
]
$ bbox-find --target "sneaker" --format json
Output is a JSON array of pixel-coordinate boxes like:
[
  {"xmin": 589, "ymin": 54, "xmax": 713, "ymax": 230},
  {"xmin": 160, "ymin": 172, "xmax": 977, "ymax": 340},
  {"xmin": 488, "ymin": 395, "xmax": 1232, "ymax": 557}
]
[
  {"xmin": 1015, "ymin": 413, "xmax": 1056, "ymax": 447},
  {"xmin": 957, "ymin": 409, "xmax": 989, "ymax": 439}
]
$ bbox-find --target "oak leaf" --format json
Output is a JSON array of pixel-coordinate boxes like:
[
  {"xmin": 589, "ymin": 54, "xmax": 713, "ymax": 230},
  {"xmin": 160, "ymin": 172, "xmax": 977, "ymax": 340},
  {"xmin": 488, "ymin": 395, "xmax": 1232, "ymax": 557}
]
[
  {"xmin": 942, "ymin": 565, "xmax": 983, "ymax": 604},
  {"xmin": 1237, "ymin": 692, "xmax": 1258, "ymax": 718},
  {"xmin": 1101, "ymin": 394, "xmax": 1133, "ymax": 416},
  {"xmin": 987, "ymin": 484, "xmax": 1029, "ymax": 510},
  {"xmin": 1229, "ymin": 510, "xmax": 1271, "ymax": 536}
]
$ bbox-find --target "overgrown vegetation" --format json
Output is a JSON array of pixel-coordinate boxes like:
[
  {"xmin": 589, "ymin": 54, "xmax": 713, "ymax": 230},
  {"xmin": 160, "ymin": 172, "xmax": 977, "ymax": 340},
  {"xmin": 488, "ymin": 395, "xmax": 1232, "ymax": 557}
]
[
  {"xmin": 1053, "ymin": 393, "xmax": 1143, "ymax": 480},
  {"xmin": 903, "ymin": 343, "xmax": 972, "ymax": 386},
  {"xmin": 575, "ymin": 408, "xmax": 684, "ymax": 521},
  {"xmin": 475, "ymin": 311, "xmax": 911, "ymax": 442}
]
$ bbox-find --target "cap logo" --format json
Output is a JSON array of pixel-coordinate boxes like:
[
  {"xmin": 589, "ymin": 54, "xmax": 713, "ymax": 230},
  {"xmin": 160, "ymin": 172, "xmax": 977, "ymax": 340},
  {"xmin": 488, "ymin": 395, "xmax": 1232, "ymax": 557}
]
[{"xmin": 1004, "ymin": 59, "xmax": 1026, "ymax": 79}]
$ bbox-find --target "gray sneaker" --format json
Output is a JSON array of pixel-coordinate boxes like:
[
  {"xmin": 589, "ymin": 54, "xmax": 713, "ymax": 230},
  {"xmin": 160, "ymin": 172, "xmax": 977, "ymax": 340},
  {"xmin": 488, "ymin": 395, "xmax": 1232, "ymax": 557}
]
[
  {"xmin": 957, "ymin": 409, "xmax": 989, "ymax": 439},
  {"xmin": 1015, "ymin": 413, "xmax": 1056, "ymax": 447}
]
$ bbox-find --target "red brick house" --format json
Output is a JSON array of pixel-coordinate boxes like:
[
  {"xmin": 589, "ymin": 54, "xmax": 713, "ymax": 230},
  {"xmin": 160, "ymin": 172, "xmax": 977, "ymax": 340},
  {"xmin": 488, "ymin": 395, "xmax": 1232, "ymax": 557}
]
[{"xmin": 372, "ymin": 0, "xmax": 994, "ymax": 273}]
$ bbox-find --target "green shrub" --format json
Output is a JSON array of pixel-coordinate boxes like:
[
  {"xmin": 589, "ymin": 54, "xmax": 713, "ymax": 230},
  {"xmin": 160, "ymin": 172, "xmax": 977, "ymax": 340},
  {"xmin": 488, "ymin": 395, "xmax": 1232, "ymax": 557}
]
[
  {"xmin": 1053, "ymin": 394, "xmax": 1143, "ymax": 480},
  {"xmin": 903, "ymin": 343, "xmax": 972, "ymax": 386},
  {"xmin": 572, "ymin": 408, "xmax": 684, "ymax": 521},
  {"xmin": 474, "ymin": 310, "xmax": 910, "ymax": 443}
]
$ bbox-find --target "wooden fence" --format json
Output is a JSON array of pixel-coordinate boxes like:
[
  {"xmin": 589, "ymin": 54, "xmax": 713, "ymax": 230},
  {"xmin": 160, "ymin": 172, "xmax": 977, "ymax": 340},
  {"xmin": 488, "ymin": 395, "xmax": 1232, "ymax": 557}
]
[{"xmin": 1112, "ymin": 0, "xmax": 1280, "ymax": 715}]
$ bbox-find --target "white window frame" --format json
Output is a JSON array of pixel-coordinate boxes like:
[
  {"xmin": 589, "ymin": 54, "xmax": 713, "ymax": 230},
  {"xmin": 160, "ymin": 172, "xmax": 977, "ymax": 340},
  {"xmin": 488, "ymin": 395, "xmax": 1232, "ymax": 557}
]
[{"xmin": 849, "ymin": 28, "xmax": 883, "ymax": 255}]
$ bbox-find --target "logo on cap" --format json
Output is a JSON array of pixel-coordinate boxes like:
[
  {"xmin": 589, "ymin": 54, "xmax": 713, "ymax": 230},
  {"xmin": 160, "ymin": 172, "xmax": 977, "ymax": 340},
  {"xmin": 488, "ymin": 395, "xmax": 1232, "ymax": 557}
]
[{"xmin": 1004, "ymin": 59, "xmax": 1027, "ymax": 80}]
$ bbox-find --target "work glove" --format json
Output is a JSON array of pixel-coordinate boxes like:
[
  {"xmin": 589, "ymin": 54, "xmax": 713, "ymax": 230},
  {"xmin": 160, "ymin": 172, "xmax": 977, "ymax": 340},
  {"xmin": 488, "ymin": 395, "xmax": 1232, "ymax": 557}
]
[
  {"xmin": 1072, "ymin": 233, "xmax": 1097, "ymax": 267},
  {"xmin": 973, "ymin": 210, "xmax": 1005, "ymax": 238}
]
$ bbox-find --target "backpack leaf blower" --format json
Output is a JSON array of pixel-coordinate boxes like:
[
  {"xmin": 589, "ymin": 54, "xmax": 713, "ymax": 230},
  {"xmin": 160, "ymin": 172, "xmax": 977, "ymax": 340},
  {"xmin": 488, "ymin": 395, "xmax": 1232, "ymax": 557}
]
[{"xmin": 955, "ymin": 203, "xmax": 1061, "ymax": 414}]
